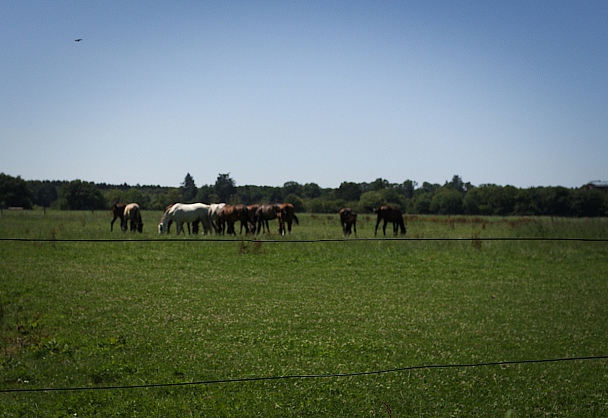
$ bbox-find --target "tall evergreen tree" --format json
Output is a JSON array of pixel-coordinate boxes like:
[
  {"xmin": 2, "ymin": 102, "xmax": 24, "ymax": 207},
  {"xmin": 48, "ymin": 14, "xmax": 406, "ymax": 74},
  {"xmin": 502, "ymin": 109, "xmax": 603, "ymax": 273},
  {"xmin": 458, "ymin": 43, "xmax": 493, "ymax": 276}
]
[{"xmin": 181, "ymin": 173, "xmax": 197, "ymax": 202}]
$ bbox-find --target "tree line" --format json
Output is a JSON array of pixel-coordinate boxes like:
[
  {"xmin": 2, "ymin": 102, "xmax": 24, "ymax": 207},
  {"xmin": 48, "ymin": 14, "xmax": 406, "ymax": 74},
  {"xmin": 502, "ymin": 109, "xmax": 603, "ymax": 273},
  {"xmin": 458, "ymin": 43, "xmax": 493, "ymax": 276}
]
[{"xmin": 1, "ymin": 172, "xmax": 607, "ymax": 217}]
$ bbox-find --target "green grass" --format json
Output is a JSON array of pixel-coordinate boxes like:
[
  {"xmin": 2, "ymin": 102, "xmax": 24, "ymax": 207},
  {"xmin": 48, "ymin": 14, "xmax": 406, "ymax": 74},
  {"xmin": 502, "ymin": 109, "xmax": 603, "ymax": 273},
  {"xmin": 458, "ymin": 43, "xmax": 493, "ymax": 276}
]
[{"xmin": 1, "ymin": 210, "xmax": 608, "ymax": 416}]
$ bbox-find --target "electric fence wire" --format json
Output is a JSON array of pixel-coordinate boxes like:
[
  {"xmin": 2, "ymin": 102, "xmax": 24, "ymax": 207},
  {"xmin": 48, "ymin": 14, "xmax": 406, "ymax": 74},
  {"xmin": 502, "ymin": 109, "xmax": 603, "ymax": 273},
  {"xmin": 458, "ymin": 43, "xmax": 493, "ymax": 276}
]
[{"xmin": 1, "ymin": 355, "xmax": 607, "ymax": 394}]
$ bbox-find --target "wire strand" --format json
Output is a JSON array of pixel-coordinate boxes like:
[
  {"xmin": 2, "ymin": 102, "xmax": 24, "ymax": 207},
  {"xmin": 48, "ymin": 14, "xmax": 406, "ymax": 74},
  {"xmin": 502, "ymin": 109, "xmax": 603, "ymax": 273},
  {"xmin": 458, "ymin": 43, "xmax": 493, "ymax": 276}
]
[{"xmin": 1, "ymin": 355, "xmax": 607, "ymax": 394}]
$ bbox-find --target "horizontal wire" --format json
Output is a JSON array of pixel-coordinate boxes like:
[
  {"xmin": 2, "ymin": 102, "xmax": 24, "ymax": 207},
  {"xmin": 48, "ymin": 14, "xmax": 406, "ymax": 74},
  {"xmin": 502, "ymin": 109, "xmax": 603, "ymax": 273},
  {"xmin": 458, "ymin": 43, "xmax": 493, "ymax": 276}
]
[
  {"xmin": 1, "ymin": 237, "xmax": 607, "ymax": 243},
  {"xmin": 1, "ymin": 355, "xmax": 607, "ymax": 394}
]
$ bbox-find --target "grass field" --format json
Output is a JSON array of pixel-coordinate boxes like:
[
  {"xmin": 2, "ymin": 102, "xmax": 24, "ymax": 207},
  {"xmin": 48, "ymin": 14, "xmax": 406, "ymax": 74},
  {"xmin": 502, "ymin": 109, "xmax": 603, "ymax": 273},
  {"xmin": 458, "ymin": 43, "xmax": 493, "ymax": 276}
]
[{"xmin": 1, "ymin": 210, "xmax": 608, "ymax": 416}]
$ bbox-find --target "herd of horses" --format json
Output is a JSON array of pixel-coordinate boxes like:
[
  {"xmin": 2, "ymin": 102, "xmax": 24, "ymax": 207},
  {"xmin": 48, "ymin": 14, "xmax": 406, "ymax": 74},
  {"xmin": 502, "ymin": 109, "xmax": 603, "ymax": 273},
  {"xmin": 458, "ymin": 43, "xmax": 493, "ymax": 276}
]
[{"xmin": 111, "ymin": 202, "xmax": 406, "ymax": 237}]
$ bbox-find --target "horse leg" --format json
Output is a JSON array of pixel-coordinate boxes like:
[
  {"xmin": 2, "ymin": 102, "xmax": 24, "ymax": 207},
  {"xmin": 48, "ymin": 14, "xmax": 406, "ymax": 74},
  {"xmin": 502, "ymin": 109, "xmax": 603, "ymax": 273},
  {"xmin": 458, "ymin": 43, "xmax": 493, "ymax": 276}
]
[
  {"xmin": 353, "ymin": 220, "xmax": 357, "ymax": 237},
  {"xmin": 374, "ymin": 218, "xmax": 381, "ymax": 236},
  {"xmin": 383, "ymin": 220, "xmax": 388, "ymax": 236}
]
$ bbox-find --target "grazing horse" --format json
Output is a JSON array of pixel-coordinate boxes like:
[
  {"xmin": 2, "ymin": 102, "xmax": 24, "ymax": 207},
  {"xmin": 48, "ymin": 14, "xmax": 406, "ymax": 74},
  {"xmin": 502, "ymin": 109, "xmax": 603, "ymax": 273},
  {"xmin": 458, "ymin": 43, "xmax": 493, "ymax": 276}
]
[
  {"xmin": 158, "ymin": 203, "xmax": 211, "ymax": 234},
  {"xmin": 217, "ymin": 204, "xmax": 250, "ymax": 235},
  {"xmin": 208, "ymin": 203, "xmax": 226, "ymax": 233},
  {"xmin": 373, "ymin": 205, "xmax": 406, "ymax": 236},
  {"xmin": 110, "ymin": 202, "xmax": 127, "ymax": 231},
  {"xmin": 339, "ymin": 207, "xmax": 357, "ymax": 237},
  {"xmin": 124, "ymin": 203, "xmax": 143, "ymax": 232},
  {"xmin": 277, "ymin": 203, "xmax": 299, "ymax": 235},
  {"xmin": 245, "ymin": 204, "xmax": 259, "ymax": 234},
  {"xmin": 254, "ymin": 204, "xmax": 281, "ymax": 234}
]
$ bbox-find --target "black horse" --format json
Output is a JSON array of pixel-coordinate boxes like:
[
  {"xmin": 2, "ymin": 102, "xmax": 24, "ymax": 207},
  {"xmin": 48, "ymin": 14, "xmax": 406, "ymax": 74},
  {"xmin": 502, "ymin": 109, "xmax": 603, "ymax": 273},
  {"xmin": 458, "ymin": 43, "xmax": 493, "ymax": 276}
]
[
  {"xmin": 339, "ymin": 207, "xmax": 357, "ymax": 237},
  {"xmin": 371, "ymin": 205, "xmax": 406, "ymax": 236}
]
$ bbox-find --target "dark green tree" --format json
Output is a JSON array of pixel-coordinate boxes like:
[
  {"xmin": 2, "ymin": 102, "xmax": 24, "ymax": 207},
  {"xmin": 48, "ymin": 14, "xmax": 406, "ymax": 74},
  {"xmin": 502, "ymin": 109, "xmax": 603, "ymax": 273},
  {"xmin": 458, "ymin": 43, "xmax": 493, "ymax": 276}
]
[
  {"xmin": 301, "ymin": 183, "xmax": 322, "ymax": 199},
  {"xmin": 370, "ymin": 178, "xmax": 389, "ymax": 191},
  {"xmin": 430, "ymin": 188, "xmax": 464, "ymax": 214},
  {"xmin": 30, "ymin": 180, "xmax": 57, "ymax": 208},
  {"xmin": 399, "ymin": 180, "xmax": 417, "ymax": 199},
  {"xmin": 59, "ymin": 180, "xmax": 106, "ymax": 210},
  {"xmin": 282, "ymin": 181, "xmax": 302, "ymax": 199},
  {"xmin": 181, "ymin": 173, "xmax": 197, "ymax": 203},
  {"xmin": 0, "ymin": 173, "xmax": 33, "ymax": 209},
  {"xmin": 336, "ymin": 182, "xmax": 362, "ymax": 201},
  {"xmin": 214, "ymin": 173, "xmax": 236, "ymax": 202}
]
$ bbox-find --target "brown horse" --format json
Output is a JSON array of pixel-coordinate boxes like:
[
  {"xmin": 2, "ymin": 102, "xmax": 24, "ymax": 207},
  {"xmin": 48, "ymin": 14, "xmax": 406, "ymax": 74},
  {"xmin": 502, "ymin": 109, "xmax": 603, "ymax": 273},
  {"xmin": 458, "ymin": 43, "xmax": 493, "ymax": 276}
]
[
  {"xmin": 339, "ymin": 207, "xmax": 357, "ymax": 237},
  {"xmin": 124, "ymin": 203, "xmax": 143, "ymax": 232},
  {"xmin": 277, "ymin": 203, "xmax": 299, "ymax": 235},
  {"xmin": 218, "ymin": 204, "xmax": 250, "ymax": 235},
  {"xmin": 245, "ymin": 204, "xmax": 259, "ymax": 234},
  {"xmin": 111, "ymin": 202, "xmax": 127, "ymax": 231},
  {"xmin": 254, "ymin": 203, "xmax": 281, "ymax": 234},
  {"xmin": 373, "ymin": 205, "xmax": 406, "ymax": 236}
]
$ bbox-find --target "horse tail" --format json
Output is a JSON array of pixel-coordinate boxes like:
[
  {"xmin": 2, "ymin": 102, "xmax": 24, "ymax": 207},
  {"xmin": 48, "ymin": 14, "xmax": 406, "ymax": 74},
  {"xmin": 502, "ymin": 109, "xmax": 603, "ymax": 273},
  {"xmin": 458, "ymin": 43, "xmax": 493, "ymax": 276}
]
[{"xmin": 293, "ymin": 213, "xmax": 299, "ymax": 225}]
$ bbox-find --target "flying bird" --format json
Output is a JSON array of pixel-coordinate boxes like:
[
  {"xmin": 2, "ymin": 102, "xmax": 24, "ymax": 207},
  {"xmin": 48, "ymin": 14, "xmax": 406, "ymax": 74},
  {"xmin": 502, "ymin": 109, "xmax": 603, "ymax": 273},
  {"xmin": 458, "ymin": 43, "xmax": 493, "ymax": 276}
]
[{"xmin": 74, "ymin": 38, "xmax": 82, "ymax": 42}]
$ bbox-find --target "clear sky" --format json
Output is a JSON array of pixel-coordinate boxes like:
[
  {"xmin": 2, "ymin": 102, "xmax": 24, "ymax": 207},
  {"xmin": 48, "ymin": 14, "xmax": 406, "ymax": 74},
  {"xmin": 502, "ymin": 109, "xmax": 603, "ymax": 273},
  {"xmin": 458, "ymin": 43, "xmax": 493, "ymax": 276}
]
[{"xmin": 1, "ymin": 1, "xmax": 607, "ymax": 189}]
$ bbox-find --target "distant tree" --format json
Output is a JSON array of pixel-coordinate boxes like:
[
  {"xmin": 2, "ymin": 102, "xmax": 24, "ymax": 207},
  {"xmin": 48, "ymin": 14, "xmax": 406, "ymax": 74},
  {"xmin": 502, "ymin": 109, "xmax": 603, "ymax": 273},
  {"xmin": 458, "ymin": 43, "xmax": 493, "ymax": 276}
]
[
  {"xmin": 430, "ymin": 188, "xmax": 464, "ymax": 214},
  {"xmin": 399, "ymin": 180, "xmax": 417, "ymax": 199},
  {"xmin": 336, "ymin": 182, "xmax": 362, "ymax": 201},
  {"xmin": 301, "ymin": 183, "xmax": 322, "ymax": 199},
  {"xmin": 570, "ymin": 189, "xmax": 607, "ymax": 217},
  {"xmin": 181, "ymin": 173, "xmax": 197, "ymax": 203},
  {"xmin": 409, "ymin": 192, "xmax": 433, "ymax": 214},
  {"xmin": 419, "ymin": 182, "xmax": 440, "ymax": 194},
  {"xmin": 282, "ymin": 181, "xmax": 302, "ymax": 199},
  {"xmin": 30, "ymin": 180, "xmax": 57, "ymax": 208},
  {"xmin": 284, "ymin": 194, "xmax": 305, "ymax": 212},
  {"xmin": 0, "ymin": 173, "xmax": 33, "ymax": 209},
  {"xmin": 59, "ymin": 180, "xmax": 106, "ymax": 210},
  {"xmin": 444, "ymin": 175, "xmax": 471, "ymax": 193},
  {"xmin": 195, "ymin": 184, "xmax": 215, "ymax": 203},
  {"xmin": 359, "ymin": 191, "xmax": 385, "ymax": 210},
  {"xmin": 214, "ymin": 173, "xmax": 236, "ymax": 202},
  {"xmin": 370, "ymin": 178, "xmax": 389, "ymax": 191}
]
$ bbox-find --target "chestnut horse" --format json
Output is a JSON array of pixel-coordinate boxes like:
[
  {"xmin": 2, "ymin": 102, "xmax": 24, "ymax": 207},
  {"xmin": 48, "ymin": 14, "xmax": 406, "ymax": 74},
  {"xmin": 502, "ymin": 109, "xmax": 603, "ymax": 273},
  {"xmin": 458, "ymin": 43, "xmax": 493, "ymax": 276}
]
[
  {"xmin": 124, "ymin": 203, "xmax": 143, "ymax": 232},
  {"xmin": 339, "ymin": 207, "xmax": 357, "ymax": 237},
  {"xmin": 110, "ymin": 202, "xmax": 126, "ymax": 231},
  {"xmin": 217, "ymin": 204, "xmax": 250, "ymax": 235},
  {"xmin": 372, "ymin": 205, "xmax": 406, "ymax": 236},
  {"xmin": 277, "ymin": 203, "xmax": 299, "ymax": 235},
  {"xmin": 254, "ymin": 204, "xmax": 281, "ymax": 234}
]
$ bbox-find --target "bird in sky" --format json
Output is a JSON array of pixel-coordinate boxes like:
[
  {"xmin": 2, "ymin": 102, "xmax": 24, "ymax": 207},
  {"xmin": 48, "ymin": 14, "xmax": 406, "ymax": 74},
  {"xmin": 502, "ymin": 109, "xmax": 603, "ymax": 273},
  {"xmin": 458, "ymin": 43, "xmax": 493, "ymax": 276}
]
[{"xmin": 74, "ymin": 38, "xmax": 82, "ymax": 42}]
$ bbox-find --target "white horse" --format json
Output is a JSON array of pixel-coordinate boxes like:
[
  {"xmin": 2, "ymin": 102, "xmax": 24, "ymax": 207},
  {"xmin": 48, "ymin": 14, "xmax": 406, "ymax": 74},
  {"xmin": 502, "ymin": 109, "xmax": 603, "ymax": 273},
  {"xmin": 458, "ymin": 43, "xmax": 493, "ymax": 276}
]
[
  {"xmin": 208, "ymin": 203, "xmax": 226, "ymax": 233},
  {"xmin": 158, "ymin": 203, "xmax": 211, "ymax": 234}
]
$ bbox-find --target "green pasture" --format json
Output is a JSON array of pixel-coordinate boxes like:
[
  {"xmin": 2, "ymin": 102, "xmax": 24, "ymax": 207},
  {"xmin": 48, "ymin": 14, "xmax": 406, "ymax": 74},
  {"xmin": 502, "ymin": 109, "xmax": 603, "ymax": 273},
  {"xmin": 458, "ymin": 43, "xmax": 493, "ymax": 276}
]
[{"xmin": 1, "ymin": 210, "xmax": 608, "ymax": 416}]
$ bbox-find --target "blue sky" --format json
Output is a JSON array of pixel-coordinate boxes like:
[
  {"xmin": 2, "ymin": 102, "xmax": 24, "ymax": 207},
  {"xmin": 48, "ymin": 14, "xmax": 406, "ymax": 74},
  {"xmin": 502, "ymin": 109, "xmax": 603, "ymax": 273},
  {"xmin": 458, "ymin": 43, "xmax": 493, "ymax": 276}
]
[{"xmin": 1, "ymin": 1, "xmax": 606, "ymax": 189}]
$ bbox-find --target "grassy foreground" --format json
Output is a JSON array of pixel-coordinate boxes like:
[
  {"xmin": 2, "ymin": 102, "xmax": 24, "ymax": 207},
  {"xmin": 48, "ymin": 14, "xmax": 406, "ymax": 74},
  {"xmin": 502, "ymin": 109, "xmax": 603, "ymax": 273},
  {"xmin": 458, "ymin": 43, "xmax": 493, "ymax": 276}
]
[{"xmin": 1, "ymin": 210, "xmax": 608, "ymax": 416}]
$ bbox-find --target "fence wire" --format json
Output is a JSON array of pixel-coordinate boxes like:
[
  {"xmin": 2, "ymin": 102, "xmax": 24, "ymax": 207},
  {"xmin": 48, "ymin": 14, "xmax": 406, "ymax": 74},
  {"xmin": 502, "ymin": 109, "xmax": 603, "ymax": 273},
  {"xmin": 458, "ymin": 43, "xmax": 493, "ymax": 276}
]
[
  {"xmin": 1, "ymin": 237, "xmax": 607, "ymax": 243},
  {"xmin": 2, "ymin": 355, "xmax": 607, "ymax": 394}
]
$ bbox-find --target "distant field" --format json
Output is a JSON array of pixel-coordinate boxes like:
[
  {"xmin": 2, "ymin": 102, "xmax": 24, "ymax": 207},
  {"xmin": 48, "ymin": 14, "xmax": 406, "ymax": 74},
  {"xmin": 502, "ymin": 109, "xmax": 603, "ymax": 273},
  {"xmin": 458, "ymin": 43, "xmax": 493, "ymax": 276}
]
[{"xmin": 1, "ymin": 211, "xmax": 608, "ymax": 416}]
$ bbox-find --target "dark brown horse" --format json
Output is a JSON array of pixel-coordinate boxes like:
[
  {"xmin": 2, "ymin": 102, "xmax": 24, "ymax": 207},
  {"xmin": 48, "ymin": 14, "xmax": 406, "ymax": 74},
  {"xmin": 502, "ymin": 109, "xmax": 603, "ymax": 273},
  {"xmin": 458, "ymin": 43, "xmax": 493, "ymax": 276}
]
[
  {"xmin": 277, "ymin": 203, "xmax": 299, "ymax": 235},
  {"xmin": 372, "ymin": 205, "xmax": 406, "ymax": 236},
  {"xmin": 218, "ymin": 204, "xmax": 250, "ymax": 235},
  {"xmin": 110, "ymin": 202, "xmax": 126, "ymax": 231},
  {"xmin": 254, "ymin": 203, "xmax": 281, "ymax": 234},
  {"xmin": 245, "ymin": 204, "xmax": 259, "ymax": 234},
  {"xmin": 339, "ymin": 207, "xmax": 357, "ymax": 237}
]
